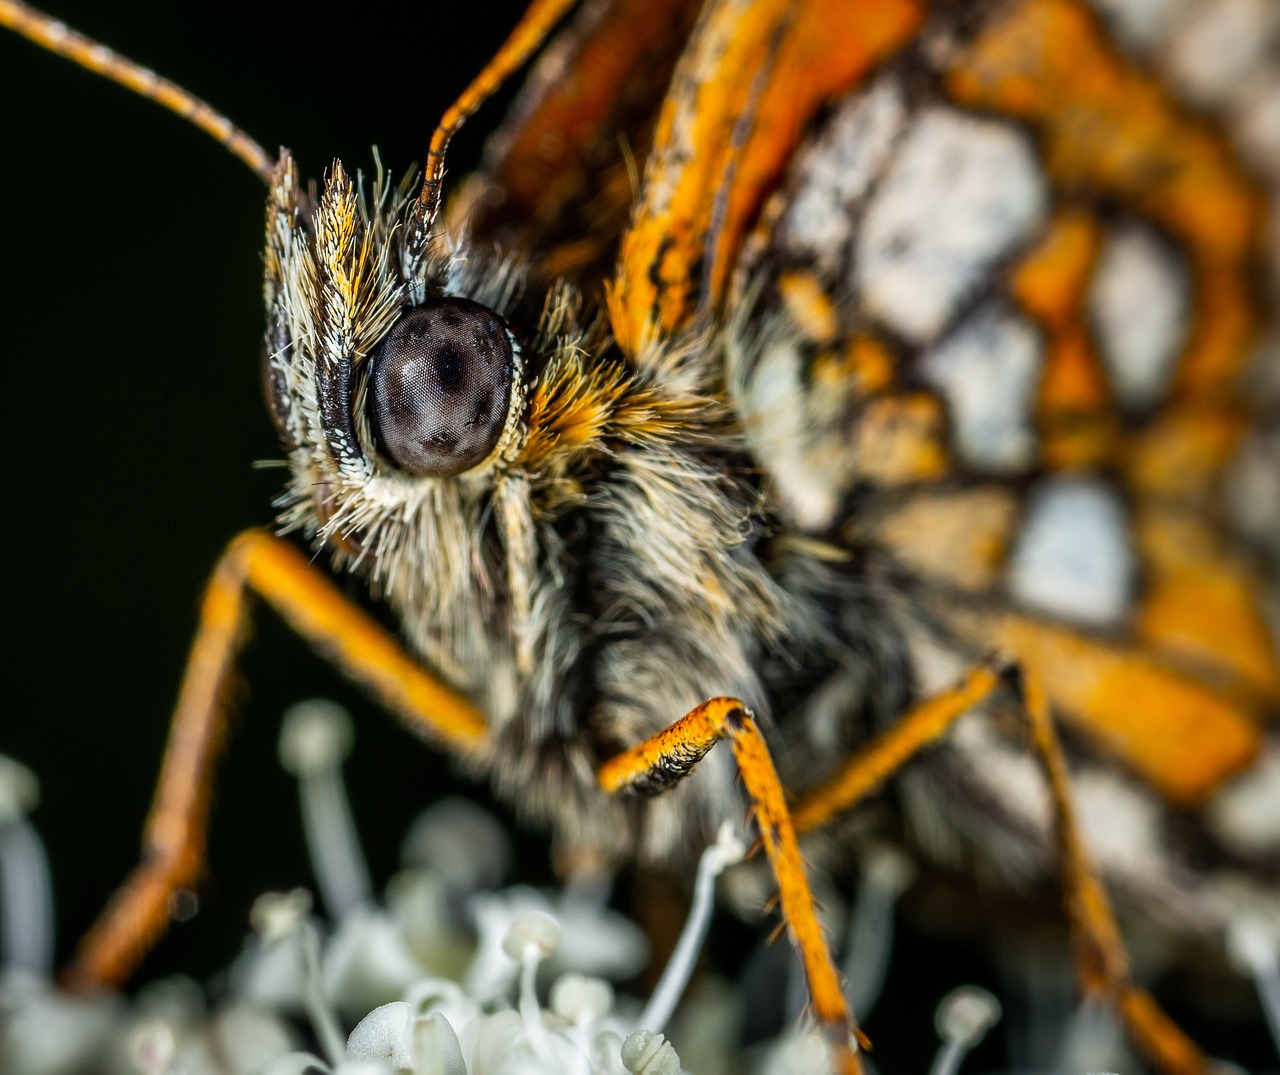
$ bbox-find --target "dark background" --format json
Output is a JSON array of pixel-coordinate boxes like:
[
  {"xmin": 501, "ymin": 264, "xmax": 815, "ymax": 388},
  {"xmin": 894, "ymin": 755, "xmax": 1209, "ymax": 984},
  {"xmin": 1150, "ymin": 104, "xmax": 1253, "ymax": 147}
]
[
  {"xmin": 0, "ymin": 0, "xmax": 531, "ymax": 976},
  {"xmin": 2, "ymin": 4, "xmax": 1270, "ymax": 1071}
]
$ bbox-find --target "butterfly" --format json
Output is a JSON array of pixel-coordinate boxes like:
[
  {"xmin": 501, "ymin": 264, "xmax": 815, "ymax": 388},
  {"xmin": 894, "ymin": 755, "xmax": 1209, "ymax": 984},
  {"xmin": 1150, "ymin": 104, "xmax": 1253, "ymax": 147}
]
[{"xmin": 3, "ymin": 1, "xmax": 1277, "ymax": 1072}]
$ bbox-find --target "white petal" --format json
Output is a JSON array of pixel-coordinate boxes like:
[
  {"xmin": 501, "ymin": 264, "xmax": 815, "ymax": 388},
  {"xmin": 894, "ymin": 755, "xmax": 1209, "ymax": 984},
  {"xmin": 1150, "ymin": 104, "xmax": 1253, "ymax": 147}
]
[
  {"xmin": 465, "ymin": 889, "xmax": 554, "ymax": 1002},
  {"xmin": 404, "ymin": 978, "xmax": 483, "ymax": 1039},
  {"xmin": 619, "ymin": 1030, "xmax": 681, "ymax": 1075},
  {"xmin": 412, "ymin": 1012, "xmax": 468, "ymax": 1075},
  {"xmin": 324, "ymin": 909, "xmax": 425, "ymax": 1018},
  {"xmin": 460, "ymin": 1010, "xmax": 535, "ymax": 1075},
  {"xmin": 209, "ymin": 1003, "xmax": 298, "ymax": 1074},
  {"xmin": 547, "ymin": 899, "xmax": 648, "ymax": 983},
  {"xmin": 347, "ymin": 1001, "xmax": 415, "ymax": 1070}
]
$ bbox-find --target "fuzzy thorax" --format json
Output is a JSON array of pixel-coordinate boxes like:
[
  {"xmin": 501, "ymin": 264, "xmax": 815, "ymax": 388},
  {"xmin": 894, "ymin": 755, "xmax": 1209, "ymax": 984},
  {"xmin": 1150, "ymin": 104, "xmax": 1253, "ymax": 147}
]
[{"xmin": 260, "ymin": 153, "xmax": 793, "ymax": 863}]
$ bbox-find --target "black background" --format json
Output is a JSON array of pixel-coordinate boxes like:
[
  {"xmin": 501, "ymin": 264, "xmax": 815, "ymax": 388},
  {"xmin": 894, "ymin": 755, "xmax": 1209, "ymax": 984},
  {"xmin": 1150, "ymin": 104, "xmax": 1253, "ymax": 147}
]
[
  {"xmin": 0, "ymin": 0, "xmax": 531, "ymax": 978},
  {"xmin": 2, "ymin": 4, "xmax": 1271, "ymax": 1072}
]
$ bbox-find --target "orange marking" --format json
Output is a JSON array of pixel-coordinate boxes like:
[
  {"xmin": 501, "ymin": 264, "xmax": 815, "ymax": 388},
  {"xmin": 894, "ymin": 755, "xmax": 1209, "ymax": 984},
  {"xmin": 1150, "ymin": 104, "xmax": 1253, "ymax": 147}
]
[
  {"xmin": 610, "ymin": 0, "xmax": 923, "ymax": 353},
  {"xmin": 710, "ymin": 0, "xmax": 923, "ymax": 308},
  {"xmin": 1011, "ymin": 210, "xmax": 1117, "ymax": 469},
  {"xmin": 947, "ymin": 0, "xmax": 1264, "ymax": 402},
  {"xmin": 1125, "ymin": 405, "xmax": 1250, "ymax": 503},
  {"xmin": 1013, "ymin": 211, "xmax": 1100, "ymax": 326},
  {"xmin": 995, "ymin": 614, "xmax": 1262, "ymax": 805},
  {"xmin": 809, "ymin": 334, "xmax": 896, "ymax": 398},
  {"xmin": 842, "ymin": 335, "xmax": 895, "ymax": 395},
  {"xmin": 852, "ymin": 392, "xmax": 950, "ymax": 484},
  {"xmin": 1134, "ymin": 508, "xmax": 1280, "ymax": 699},
  {"xmin": 474, "ymin": 0, "xmax": 696, "ymax": 230},
  {"xmin": 872, "ymin": 486, "xmax": 1018, "ymax": 591},
  {"xmin": 779, "ymin": 271, "xmax": 840, "ymax": 345}
]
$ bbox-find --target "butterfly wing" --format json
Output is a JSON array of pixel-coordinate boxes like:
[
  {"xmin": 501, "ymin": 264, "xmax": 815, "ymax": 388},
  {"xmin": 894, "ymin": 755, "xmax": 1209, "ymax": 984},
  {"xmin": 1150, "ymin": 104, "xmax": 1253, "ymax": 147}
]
[
  {"xmin": 719, "ymin": 0, "xmax": 1279, "ymax": 893},
  {"xmin": 463, "ymin": 0, "xmax": 1279, "ymax": 886},
  {"xmin": 577, "ymin": 0, "xmax": 1279, "ymax": 916},
  {"xmin": 454, "ymin": 0, "xmax": 700, "ymax": 291}
]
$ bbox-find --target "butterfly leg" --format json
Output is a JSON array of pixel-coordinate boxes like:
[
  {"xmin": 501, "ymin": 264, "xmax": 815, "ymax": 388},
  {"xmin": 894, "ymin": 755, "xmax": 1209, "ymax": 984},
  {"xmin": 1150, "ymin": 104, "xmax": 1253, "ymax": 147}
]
[
  {"xmin": 791, "ymin": 655, "xmax": 1208, "ymax": 1075},
  {"xmin": 65, "ymin": 528, "xmax": 490, "ymax": 990},
  {"xmin": 598, "ymin": 697, "xmax": 866, "ymax": 1075}
]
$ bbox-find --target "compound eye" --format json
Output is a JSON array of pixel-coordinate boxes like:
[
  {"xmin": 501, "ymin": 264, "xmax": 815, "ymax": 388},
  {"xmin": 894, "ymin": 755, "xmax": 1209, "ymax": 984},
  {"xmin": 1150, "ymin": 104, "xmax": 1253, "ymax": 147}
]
[{"xmin": 369, "ymin": 298, "xmax": 515, "ymax": 477}]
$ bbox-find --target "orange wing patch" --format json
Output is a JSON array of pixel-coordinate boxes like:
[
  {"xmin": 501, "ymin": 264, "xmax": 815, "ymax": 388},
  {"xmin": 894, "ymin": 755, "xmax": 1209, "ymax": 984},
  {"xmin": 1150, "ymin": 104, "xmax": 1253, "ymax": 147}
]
[
  {"xmin": 947, "ymin": 0, "xmax": 1266, "ymax": 402},
  {"xmin": 457, "ymin": 0, "xmax": 700, "ymax": 285},
  {"xmin": 872, "ymin": 486, "xmax": 1019, "ymax": 592},
  {"xmin": 850, "ymin": 393, "xmax": 951, "ymax": 486},
  {"xmin": 610, "ymin": 0, "xmax": 923, "ymax": 354},
  {"xmin": 992, "ymin": 613, "xmax": 1263, "ymax": 806},
  {"xmin": 1134, "ymin": 506, "xmax": 1280, "ymax": 701},
  {"xmin": 1125, "ymin": 406, "xmax": 1252, "ymax": 505},
  {"xmin": 1011, "ymin": 209, "xmax": 1119, "ymax": 471}
]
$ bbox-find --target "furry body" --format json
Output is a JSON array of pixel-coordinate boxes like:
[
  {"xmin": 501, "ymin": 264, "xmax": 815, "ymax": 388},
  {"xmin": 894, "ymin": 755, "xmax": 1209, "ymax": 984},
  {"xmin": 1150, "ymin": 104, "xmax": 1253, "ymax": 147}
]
[{"xmin": 262, "ymin": 0, "xmax": 1279, "ymax": 1001}]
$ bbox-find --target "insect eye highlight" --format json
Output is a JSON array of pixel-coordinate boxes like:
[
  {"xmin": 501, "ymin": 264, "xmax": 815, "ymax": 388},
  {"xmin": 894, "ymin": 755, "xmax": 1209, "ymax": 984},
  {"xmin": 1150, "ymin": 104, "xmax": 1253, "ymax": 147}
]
[{"xmin": 369, "ymin": 298, "xmax": 515, "ymax": 477}]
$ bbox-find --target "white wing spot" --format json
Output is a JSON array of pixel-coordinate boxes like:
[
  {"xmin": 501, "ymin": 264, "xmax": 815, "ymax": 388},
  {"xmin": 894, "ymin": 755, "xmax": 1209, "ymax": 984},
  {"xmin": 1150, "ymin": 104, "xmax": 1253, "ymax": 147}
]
[
  {"xmin": 918, "ymin": 304, "xmax": 1042, "ymax": 473},
  {"xmin": 1165, "ymin": 0, "xmax": 1280, "ymax": 109},
  {"xmin": 781, "ymin": 75, "xmax": 908, "ymax": 278},
  {"xmin": 855, "ymin": 108, "xmax": 1046, "ymax": 343},
  {"xmin": 1235, "ymin": 71, "xmax": 1280, "ymax": 176},
  {"xmin": 1086, "ymin": 0, "xmax": 1188, "ymax": 50},
  {"xmin": 1072, "ymin": 769, "xmax": 1163, "ymax": 870},
  {"xmin": 1006, "ymin": 476, "xmax": 1135, "ymax": 628},
  {"xmin": 742, "ymin": 335, "xmax": 840, "ymax": 531},
  {"xmin": 1226, "ymin": 424, "xmax": 1280, "ymax": 561},
  {"xmin": 1206, "ymin": 741, "xmax": 1280, "ymax": 856},
  {"xmin": 1087, "ymin": 223, "xmax": 1190, "ymax": 412}
]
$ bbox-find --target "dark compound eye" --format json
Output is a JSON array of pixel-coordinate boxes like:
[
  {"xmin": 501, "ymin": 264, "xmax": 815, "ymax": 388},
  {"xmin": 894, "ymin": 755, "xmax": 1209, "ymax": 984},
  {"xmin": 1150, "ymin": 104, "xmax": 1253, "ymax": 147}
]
[{"xmin": 369, "ymin": 298, "xmax": 516, "ymax": 477}]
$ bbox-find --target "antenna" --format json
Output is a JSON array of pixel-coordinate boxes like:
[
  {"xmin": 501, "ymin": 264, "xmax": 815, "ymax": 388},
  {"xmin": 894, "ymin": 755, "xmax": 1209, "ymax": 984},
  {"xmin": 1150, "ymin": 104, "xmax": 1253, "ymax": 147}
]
[
  {"xmin": 4, "ymin": 0, "xmax": 580, "ymax": 234},
  {"xmin": 0, "ymin": 0, "xmax": 274, "ymax": 182},
  {"xmin": 412, "ymin": 0, "xmax": 577, "ymax": 236}
]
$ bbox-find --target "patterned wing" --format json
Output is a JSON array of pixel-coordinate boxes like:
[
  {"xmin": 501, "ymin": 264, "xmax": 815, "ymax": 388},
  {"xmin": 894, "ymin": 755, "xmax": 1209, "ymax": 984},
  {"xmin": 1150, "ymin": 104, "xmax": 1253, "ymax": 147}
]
[
  {"xmin": 718, "ymin": 0, "xmax": 1279, "ymax": 900},
  {"xmin": 464, "ymin": 0, "xmax": 1280, "ymax": 900},
  {"xmin": 451, "ymin": 0, "xmax": 700, "ymax": 292},
  {"xmin": 586, "ymin": 0, "xmax": 1274, "ymax": 947}
]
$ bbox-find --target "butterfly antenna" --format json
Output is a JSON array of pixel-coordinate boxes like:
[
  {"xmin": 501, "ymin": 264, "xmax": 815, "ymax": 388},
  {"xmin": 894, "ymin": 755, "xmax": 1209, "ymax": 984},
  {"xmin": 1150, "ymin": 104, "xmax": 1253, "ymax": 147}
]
[
  {"xmin": 412, "ymin": 0, "xmax": 577, "ymax": 239},
  {"xmin": 0, "ymin": 0, "xmax": 273, "ymax": 183}
]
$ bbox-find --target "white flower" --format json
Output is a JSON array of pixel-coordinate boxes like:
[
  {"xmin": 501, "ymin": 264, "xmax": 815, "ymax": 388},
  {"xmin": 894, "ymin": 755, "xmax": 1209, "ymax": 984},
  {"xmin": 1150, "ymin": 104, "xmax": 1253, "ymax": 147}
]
[
  {"xmin": 324, "ymin": 907, "xmax": 431, "ymax": 1018},
  {"xmin": 0, "ymin": 969, "xmax": 119, "ymax": 1075}
]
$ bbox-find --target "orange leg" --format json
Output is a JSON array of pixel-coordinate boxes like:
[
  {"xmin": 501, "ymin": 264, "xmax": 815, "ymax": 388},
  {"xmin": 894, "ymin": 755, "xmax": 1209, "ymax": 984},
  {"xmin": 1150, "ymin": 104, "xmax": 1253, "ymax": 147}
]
[
  {"xmin": 65, "ymin": 528, "xmax": 489, "ymax": 990},
  {"xmin": 791, "ymin": 656, "xmax": 1208, "ymax": 1075},
  {"xmin": 598, "ymin": 697, "xmax": 866, "ymax": 1075}
]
